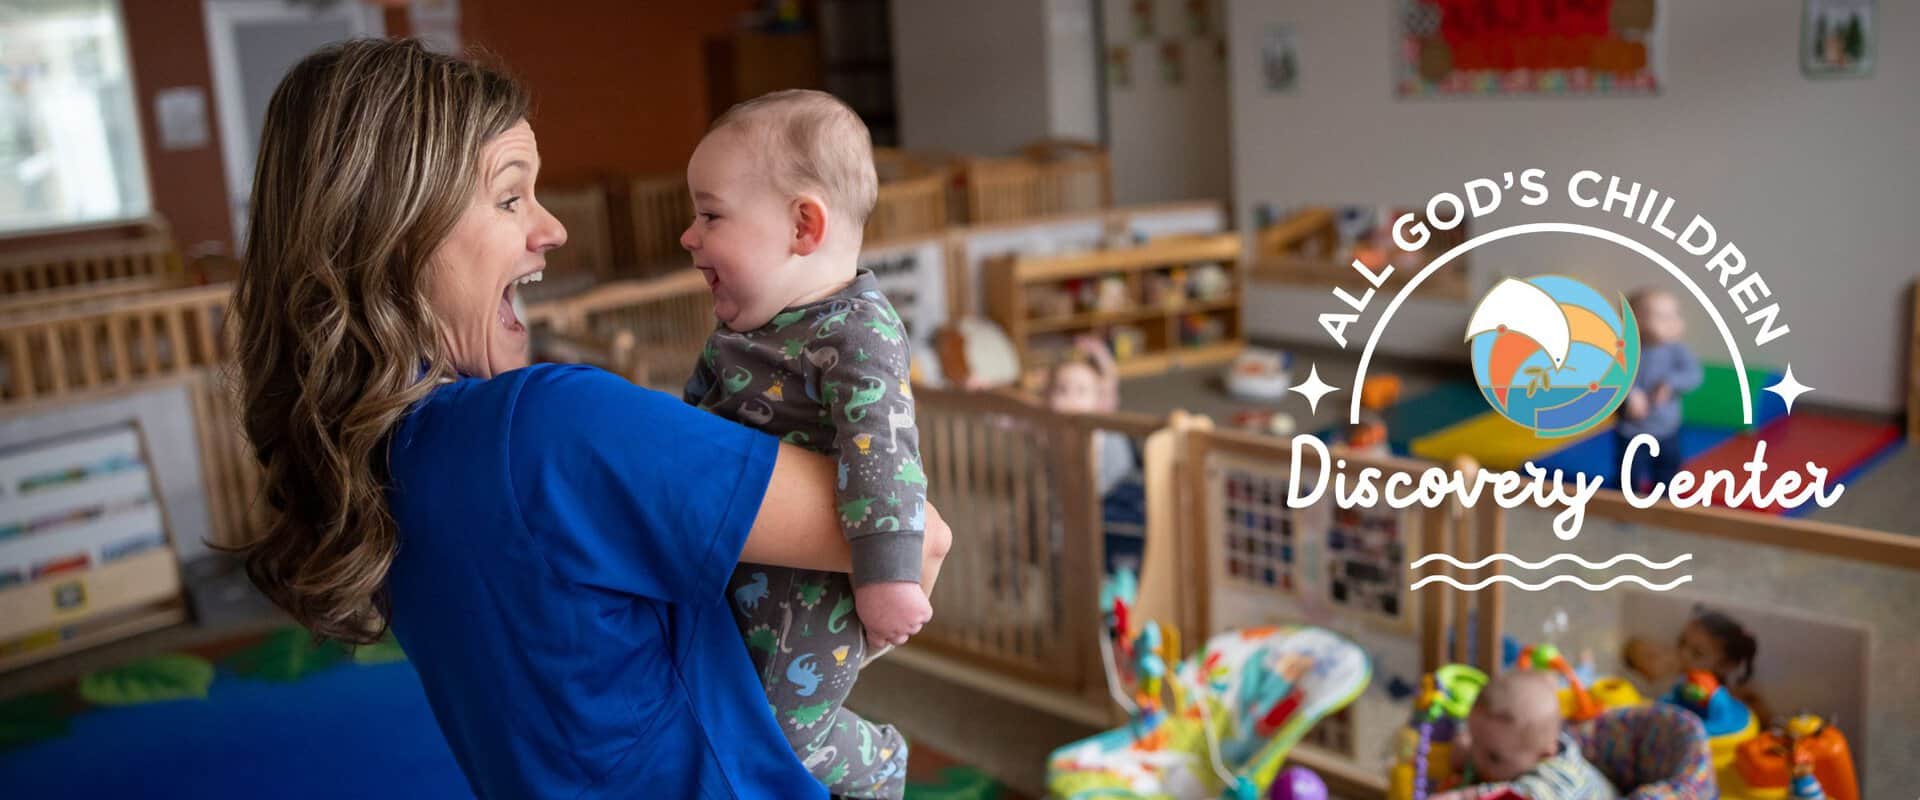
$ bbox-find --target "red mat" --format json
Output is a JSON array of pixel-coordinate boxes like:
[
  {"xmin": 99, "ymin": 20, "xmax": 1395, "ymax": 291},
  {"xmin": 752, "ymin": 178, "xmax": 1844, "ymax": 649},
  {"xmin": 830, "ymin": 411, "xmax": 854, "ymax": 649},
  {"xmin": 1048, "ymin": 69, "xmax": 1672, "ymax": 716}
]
[{"xmin": 1679, "ymin": 415, "xmax": 1900, "ymax": 514}]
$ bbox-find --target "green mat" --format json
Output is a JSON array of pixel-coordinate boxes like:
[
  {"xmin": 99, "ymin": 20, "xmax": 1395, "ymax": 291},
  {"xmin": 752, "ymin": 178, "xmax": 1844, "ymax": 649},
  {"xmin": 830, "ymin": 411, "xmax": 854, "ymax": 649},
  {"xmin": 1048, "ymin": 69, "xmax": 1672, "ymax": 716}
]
[
  {"xmin": 1680, "ymin": 362, "xmax": 1784, "ymax": 429},
  {"xmin": 906, "ymin": 765, "xmax": 1006, "ymax": 800}
]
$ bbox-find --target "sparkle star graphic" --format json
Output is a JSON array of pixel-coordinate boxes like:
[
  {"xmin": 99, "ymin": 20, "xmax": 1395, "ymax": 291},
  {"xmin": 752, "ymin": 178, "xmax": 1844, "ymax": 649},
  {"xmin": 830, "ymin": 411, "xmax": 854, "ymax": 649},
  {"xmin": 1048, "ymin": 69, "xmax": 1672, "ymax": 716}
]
[
  {"xmin": 1288, "ymin": 364, "xmax": 1340, "ymax": 414},
  {"xmin": 1764, "ymin": 364, "xmax": 1814, "ymax": 414}
]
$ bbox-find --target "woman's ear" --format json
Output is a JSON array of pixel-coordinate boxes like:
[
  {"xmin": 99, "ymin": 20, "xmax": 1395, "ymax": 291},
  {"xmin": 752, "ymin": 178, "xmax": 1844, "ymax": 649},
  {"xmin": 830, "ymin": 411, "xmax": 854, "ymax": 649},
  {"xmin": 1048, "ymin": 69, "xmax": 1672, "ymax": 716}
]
[{"xmin": 792, "ymin": 194, "xmax": 828, "ymax": 256}]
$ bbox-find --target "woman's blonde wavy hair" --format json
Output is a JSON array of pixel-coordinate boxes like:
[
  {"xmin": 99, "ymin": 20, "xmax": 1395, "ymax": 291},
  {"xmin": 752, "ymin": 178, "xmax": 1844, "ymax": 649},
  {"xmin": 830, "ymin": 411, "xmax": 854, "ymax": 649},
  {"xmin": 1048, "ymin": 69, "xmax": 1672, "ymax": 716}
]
[{"xmin": 230, "ymin": 38, "xmax": 527, "ymax": 643}]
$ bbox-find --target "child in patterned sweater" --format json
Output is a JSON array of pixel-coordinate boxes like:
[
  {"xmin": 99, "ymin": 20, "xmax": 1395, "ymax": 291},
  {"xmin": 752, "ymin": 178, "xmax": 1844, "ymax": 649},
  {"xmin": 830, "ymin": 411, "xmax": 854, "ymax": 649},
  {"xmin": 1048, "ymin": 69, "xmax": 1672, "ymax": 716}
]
[{"xmin": 681, "ymin": 89, "xmax": 933, "ymax": 800}]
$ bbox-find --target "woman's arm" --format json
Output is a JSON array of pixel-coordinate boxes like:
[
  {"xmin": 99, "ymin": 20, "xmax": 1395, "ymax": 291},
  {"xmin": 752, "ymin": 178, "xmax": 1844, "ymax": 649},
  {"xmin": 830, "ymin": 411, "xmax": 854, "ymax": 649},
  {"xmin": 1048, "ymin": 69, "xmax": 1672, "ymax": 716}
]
[{"xmin": 741, "ymin": 444, "xmax": 953, "ymax": 582}]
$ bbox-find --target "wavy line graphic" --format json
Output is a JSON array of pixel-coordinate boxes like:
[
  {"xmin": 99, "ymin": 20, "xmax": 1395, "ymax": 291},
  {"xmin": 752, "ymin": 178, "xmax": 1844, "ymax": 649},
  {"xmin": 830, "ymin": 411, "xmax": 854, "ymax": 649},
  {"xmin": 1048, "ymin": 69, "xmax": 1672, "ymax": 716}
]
[
  {"xmin": 1411, "ymin": 552, "xmax": 1692, "ymax": 571},
  {"xmin": 1409, "ymin": 574, "xmax": 1694, "ymax": 592}
]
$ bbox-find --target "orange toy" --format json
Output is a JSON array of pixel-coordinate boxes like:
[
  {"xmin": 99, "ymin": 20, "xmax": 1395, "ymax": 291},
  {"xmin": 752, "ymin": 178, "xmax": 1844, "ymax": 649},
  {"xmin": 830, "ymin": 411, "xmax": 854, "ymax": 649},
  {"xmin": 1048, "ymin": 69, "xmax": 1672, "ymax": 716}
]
[
  {"xmin": 1733, "ymin": 714, "xmax": 1858, "ymax": 800},
  {"xmin": 1360, "ymin": 375, "xmax": 1402, "ymax": 410}
]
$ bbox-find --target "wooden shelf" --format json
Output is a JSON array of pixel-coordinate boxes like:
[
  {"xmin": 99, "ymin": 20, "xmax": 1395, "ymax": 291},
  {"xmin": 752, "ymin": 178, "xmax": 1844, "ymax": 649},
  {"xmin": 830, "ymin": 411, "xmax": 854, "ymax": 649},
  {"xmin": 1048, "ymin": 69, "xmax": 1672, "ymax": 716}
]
[
  {"xmin": 1251, "ymin": 255, "xmax": 1469, "ymax": 301},
  {"xmin": 986, "ymin": 234, "xmax": 1246, "ymax": 380},
  {"xmin": 0, "ymin": 599, "xmax": 187, "ymax": 673},
  {"xmin": 1250, "ymin": 206, "xmax": 1472, "ymax": 301},
  {"xmin": 1025, "ymin": 296, "xmax": 1239, "ymax": 333},
  {"xmin": 0, "ymin": 547, "xmax": 181, "ymax": 642},
  {"xmin": 1112, "ymin": 340, "xmax": 1246, "ymax": 378}
]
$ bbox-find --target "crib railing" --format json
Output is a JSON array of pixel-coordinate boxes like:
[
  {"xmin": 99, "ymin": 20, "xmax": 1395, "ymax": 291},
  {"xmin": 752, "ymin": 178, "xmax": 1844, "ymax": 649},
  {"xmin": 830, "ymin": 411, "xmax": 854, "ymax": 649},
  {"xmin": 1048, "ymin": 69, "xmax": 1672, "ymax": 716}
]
[
  {"xmin": 962, "ymin": 143, "xmax": 1112, "ymax": 226},
  {"xmin": 911, "ymin": 388, "xmax": 1106, "ymax": 692},
  {"xmin": 0, "ymin": 236, "xmax": 183, "ymax": 296},
  {"xmin": 0, "ymin": 283, "xmax": 261, "ymax": 550},
  {"xmin": 0, "ymin": 285, "xmax": 231, "ymax": 402},
  {"xmin": 628, "ymin": 175, "xmax": 693, "ymax": 275},
  {"xmin": 867, "ymin": 170, "xmax": 950, "ymax": 246},
  {"xmin": 526, "ymin": 268, "xmax": 712, "ymax": 391}
]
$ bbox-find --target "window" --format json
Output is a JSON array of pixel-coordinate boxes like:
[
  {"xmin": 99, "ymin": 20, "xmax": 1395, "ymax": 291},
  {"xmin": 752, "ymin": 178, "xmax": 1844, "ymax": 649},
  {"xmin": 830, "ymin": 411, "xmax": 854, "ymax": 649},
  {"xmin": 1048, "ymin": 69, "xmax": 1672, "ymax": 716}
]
[{"xmin": 0, "ymin": 0, "xmax": 151, "ymax": 235}]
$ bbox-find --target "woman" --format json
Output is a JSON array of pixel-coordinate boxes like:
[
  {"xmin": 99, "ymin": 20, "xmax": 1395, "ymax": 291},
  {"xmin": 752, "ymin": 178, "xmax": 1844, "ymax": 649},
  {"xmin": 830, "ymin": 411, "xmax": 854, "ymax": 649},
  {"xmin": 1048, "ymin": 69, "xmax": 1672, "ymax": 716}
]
[{"xmin": 230, "ymin": 39, "xmax": 949, "ymax": 799}]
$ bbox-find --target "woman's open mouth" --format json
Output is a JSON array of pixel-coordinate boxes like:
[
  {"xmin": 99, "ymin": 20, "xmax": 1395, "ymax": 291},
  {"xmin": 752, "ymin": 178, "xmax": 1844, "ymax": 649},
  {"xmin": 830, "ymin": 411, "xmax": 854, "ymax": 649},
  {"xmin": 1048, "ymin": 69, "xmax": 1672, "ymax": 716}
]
[{"xmin": 499, "ymin": 270, "xmax": 543, "ymax": 333}]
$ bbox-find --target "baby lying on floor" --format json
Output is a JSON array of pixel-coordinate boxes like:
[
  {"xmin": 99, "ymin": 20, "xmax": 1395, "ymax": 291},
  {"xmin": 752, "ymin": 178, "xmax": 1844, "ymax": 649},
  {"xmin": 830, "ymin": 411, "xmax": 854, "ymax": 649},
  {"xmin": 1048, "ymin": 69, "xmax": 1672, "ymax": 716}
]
[{"xmin": 1435, "ymin": 671, "xmax": 1617, "ymax": 800}]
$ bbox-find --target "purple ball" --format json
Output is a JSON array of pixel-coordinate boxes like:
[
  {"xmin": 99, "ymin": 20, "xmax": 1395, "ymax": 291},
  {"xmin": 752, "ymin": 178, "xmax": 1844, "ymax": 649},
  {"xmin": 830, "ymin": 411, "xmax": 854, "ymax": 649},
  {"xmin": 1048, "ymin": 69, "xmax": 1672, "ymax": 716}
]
[{"xmin": 1269, "ymin": 766, "xmax": 1328, "ymax": 800}]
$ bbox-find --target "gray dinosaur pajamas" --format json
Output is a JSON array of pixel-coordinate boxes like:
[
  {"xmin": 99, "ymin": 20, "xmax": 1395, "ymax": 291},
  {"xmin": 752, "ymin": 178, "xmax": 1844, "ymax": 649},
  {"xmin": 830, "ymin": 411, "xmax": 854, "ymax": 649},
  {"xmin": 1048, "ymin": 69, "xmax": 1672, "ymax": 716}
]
[{"xmin": 685, "ymin": 270, "xmax": 923, "ymax": 799}]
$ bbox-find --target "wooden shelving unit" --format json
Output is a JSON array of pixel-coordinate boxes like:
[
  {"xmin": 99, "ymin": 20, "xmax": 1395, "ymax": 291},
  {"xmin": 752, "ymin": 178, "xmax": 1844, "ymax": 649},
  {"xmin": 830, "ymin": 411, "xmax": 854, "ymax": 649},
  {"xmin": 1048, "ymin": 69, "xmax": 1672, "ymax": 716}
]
[
  {"xmin": 985, "ymin": 233, "xmax": 1246, "ymax": 378},
  {"xmin": 1250, "ymin": 207, "xmax": 1471, "ymax": 301}
]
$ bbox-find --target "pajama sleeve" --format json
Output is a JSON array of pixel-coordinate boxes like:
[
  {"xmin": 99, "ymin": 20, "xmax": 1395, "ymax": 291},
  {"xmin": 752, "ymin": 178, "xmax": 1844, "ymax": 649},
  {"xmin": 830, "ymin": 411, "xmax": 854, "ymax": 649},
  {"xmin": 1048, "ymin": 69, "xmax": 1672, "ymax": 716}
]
[{"xmin": 819, "ymin": 296, "xmax": 924, "ymax": 587}]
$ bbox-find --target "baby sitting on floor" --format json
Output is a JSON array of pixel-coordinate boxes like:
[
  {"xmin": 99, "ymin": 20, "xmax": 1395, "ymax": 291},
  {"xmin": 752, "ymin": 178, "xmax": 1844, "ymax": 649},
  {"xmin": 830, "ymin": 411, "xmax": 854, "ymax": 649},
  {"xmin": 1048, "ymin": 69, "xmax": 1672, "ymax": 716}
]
[{"xmin": 1436, "ymin": 671, "xmax": 1618, "ymax": 800}]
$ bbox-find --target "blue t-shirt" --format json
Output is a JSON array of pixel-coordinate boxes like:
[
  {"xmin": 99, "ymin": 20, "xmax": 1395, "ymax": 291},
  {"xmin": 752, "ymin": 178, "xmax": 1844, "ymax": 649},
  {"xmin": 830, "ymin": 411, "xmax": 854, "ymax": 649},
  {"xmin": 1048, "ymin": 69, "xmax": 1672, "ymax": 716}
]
[{"xmin": 384, "ymin": 363, "xmax": 826, "ymax": 799}]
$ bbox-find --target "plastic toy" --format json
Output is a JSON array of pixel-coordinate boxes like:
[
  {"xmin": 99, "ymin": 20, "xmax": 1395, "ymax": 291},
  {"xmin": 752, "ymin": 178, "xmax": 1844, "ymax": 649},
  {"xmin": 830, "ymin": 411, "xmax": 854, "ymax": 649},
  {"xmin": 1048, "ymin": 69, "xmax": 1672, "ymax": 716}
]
[
  {"xmin": 1267, "ymin": 766, "xmax": 1326, "ymax": 800},
  {"xmin": 1048, "ymin": 570, "xmax": 1370, "ymax": 799},
  {"xmin": 1226, "ymin": 349, "xmax": 1292, "ymax": 400},
  {"xmin": 1360, "ymin": 375, "xmax": 1402, "ymax": 410},
  {"xmin": 1727, "ymin": 713, "xmax": 1858, "ymax": 800},
  {"xmin": 1658, "ymin": 669, "xmax": 1758, "ymax": 770},
  {"xmin": 1385, "ymin": 664, "xmax": 1486, "ymax": 800}
]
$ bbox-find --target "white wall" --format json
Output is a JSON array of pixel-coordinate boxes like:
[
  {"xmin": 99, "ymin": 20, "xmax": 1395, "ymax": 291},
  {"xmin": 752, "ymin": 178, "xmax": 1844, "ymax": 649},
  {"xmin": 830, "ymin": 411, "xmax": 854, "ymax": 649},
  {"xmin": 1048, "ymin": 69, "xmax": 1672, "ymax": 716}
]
[
  {"xmin": 1227, "ymin": 0, "xmax": 1919, "ymax": 412},
  {"xmin": 891, "ymin": 0, "xmax": 1051, "ymax": 154},
  {"xmin": 1045, "ymin": 0, "xmax": 1102, "ymax": 141},
  {"xmin": 1102, "ymin": 0, "xmax": 1231, "ymax": 205}
]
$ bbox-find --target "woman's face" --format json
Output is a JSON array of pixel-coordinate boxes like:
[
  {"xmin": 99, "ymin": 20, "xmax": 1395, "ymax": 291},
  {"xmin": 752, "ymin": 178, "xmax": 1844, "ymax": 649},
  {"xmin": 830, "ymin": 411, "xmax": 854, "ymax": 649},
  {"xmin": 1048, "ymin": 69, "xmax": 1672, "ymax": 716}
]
[{"xmin": 427, "ymin": 120, "xmax": 566, "ymax": 378}]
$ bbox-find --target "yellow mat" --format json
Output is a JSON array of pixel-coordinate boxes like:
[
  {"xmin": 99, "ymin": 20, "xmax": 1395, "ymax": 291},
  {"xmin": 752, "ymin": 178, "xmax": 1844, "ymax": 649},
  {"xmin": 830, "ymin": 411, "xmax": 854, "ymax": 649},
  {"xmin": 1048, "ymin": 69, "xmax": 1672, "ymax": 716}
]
[{"xmin": 1408, "ymin": 411, "xmax": 1612, "ymax": 472}]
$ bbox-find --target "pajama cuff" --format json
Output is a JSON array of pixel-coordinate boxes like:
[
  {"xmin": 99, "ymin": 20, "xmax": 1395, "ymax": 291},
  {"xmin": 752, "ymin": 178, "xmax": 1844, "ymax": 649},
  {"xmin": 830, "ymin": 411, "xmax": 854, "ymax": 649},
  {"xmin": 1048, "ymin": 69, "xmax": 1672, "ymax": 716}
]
[{"xmin": 850, "ymin": 531, "xmax": 925, "ymax": 587}]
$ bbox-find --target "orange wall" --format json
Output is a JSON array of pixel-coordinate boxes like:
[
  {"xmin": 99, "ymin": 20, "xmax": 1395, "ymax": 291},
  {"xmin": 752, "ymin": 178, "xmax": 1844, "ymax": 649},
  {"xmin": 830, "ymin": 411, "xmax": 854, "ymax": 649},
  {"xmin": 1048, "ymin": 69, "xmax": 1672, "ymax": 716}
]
[
  {"xmin": 1, "ymin": 3, "xmax": 747, "ymax": 256},
  {"xmin": 461, "ymin": 0, "xmax": 755, "ymax": 184}
]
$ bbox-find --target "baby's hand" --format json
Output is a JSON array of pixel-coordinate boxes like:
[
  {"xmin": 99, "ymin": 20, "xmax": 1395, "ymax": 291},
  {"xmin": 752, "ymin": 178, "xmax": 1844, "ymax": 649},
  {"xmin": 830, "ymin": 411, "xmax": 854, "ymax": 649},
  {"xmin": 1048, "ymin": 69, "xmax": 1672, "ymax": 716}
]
[
  {"xmin": 1654, "ymin": 382, "xmax": 1674, "ymax": 405},
  {"xmin": 1624, "ymin": 388, "xmax": 1650, "ymax": 420},
  {"xmin": 855, "ymin": 581, "xmax": 933, "ymax": 649}
]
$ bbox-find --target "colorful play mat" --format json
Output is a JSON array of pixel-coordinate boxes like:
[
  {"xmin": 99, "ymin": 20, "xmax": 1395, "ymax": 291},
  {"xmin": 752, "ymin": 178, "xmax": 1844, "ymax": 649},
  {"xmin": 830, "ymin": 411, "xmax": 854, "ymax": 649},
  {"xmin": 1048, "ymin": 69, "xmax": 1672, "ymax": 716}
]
[
  {"xmin": 1349, "ymin": 363, "xmax": 1900, "ymax": 516},
  {"xmin": 0, "ymin": 626, "xmax": 1016, "ymax": 799}
]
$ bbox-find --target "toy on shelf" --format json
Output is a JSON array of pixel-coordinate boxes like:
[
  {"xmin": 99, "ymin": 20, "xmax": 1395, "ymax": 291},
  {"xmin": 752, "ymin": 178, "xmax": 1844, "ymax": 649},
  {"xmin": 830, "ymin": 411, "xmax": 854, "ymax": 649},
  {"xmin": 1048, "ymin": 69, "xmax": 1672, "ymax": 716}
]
[
  {"xmin": 1028, "ymin": 285, "xmax": 1076, "ymax": 319},
  {"xmin": 1189, "ymin": 262, "xmax": 1233, "ymax": 301},
  {"xmin": 1076, "ymin": 274, "xmax": 1131, "ymax": 313},
  {"xmin": 1144, "ymin": 270, "xmax": 1184, "ymax": 308},
  {"xmin": 1727, "ymin": 713, "xmax": 1858, "ymax": 800},
  {"xmin": 1109, "ymin": 324, "xmax": 1148, "ymax": 362},
  {"xmin": 1180, "ymin": 313, "xmax": 1228, "ymax": 347},
  {"xmin": 1659, "ymin": 669, "xmax": 1759, "ymax": 770},
  {"xmin": 1226, "ymin": 348, "xmax": 1292, "ymax": 400},
  {"xmin": 1047, "ymin": 570, "xmax": 1371, "ymax": 800}
]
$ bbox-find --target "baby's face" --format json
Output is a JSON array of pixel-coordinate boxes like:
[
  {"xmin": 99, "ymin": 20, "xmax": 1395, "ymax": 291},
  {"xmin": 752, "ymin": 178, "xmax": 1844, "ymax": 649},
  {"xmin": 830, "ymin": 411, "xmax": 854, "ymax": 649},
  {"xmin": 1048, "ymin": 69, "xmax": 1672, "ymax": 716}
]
[
  {"xmin": 1048, "ymin": 363, "xmax": 1103, "ymax": 414},
  {"xmin": 1634, "ymin": 290, "xmax": 1684, "ymax": 345},
  {"xmin": 1464, "ymin": 677, "xmax": 1561, "ymax": 782},
  {"xmin": 1677, "ymin": 621, "xmax": 1727, "ymax": 674},
  {"xmin": 683, "ymin": 130, "xmax": 806, "ymax": 331}
]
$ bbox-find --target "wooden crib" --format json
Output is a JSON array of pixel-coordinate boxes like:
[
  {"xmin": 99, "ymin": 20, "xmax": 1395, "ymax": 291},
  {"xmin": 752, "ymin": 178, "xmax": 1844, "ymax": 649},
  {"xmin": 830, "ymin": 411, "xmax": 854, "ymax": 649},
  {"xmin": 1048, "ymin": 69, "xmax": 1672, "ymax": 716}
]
[
  {"xmin": 0, "ymin": 236, "xmax": 184, "ymax": 297},
  {"xmin": 525, "ymin": 268, "xmax": 713, "ymax": 392},
  {"xmin": 961, "ymin": 139, "xmax": 1112, "ymax": 226},
  {"xmin": 867, "ymin": 148, "xmax": 952, "ymax": 246},
  {"xmin": 0, "ymin": 284, "xmax": 259, "ymax": 553}
]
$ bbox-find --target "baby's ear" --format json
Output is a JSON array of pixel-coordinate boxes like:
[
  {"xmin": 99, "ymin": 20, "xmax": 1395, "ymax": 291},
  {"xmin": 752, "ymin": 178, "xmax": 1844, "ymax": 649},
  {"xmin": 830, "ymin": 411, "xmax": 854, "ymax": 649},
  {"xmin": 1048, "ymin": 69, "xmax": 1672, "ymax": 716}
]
[{"xmin": 792, "ymin": 195, "xmax": 829, "ymax": 256}]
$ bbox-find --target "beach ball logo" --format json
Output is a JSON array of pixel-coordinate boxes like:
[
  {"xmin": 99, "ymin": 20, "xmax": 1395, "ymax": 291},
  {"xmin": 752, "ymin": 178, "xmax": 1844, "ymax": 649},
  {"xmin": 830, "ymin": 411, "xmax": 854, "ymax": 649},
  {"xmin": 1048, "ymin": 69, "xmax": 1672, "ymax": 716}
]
[{"xmin": 1466, "ymin": 276, "xmax": 1640, "ymax": 438}]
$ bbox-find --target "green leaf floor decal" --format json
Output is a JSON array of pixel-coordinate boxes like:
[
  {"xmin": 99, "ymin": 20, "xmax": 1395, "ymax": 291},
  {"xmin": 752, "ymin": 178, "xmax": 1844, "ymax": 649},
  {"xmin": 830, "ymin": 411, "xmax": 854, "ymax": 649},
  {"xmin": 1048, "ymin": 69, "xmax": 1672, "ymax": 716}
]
[
  {"xmin": 351, "ymin": 635, "xmax": 407, "ymax": 665},
  {"xmin": 0, "ymin": 692, "xmax": 71, "ymax": 751},
  {"xmin": 77, "ymin": 654, "xmax": 215, "ymax": 706},
  {"xmin": 223, "ymin": 627, "xmax": 349, "ymax": 681}
]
